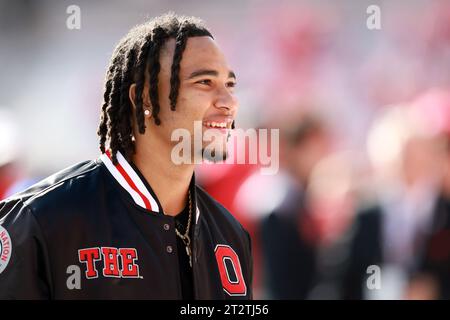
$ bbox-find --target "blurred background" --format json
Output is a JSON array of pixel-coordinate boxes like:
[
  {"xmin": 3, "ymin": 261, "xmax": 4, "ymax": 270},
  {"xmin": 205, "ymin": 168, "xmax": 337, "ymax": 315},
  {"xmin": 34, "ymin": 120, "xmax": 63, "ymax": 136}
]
[{"xmin": 1, "ymin": 0, "xmax": 450, "ymax": 299}]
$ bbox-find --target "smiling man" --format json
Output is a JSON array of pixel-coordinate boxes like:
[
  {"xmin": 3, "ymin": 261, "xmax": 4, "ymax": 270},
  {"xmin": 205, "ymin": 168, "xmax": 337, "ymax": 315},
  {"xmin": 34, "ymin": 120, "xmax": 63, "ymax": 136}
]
[{"xmin": 0, "ymin": 13, "xmax": 252, "ymax": 299}]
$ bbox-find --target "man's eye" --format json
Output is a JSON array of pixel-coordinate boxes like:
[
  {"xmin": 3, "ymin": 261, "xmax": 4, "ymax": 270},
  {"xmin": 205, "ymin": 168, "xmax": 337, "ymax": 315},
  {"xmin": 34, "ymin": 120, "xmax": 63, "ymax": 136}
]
[
  {"xmin": 196, "ymin": 79, "xmax": 211, "ymax": 85},
  {"xmin": 226, "ymin": 82, "xmax": 236, "ymax": 88}
]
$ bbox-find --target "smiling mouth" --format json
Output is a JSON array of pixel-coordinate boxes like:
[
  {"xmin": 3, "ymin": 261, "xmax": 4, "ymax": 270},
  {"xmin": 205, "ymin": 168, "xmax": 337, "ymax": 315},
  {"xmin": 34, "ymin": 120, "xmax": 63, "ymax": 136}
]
[{"xmin": 202, "ymin": 119, "xmax": 233, "ymax": 129}]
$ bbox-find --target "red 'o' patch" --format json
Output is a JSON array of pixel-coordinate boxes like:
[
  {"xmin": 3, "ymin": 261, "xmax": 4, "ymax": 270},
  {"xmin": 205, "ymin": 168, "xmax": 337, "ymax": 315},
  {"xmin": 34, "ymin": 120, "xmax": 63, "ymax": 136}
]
[{"xmin": 214, "ymin": 244, "xmax": 246, "ymax": 296}]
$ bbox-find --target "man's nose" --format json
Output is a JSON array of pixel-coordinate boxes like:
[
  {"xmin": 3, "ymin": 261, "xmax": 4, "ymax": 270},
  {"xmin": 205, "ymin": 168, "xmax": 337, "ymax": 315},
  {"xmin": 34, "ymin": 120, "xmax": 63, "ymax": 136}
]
[{"xmin": 213, "ymin": 87, "xmax": 238, "ymax": 113}]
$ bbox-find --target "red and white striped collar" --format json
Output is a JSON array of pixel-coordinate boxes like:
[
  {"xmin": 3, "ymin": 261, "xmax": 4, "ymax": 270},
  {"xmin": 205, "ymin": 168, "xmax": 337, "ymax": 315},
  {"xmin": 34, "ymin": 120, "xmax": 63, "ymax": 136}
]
[
  {"xmin": 100, "ymin": 150, "xmax": 160, "ymax": 212},
  {"xmin": 100, "ymin": 150, "xmax": 200, "ymax": 223}
]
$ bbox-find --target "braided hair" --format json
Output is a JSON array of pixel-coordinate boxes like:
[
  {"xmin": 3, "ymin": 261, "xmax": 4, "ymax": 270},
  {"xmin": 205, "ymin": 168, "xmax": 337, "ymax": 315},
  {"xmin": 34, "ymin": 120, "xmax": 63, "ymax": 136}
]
[{"xmin": 97, "ymin": 13, "xmax": 213, "ymax": 164}]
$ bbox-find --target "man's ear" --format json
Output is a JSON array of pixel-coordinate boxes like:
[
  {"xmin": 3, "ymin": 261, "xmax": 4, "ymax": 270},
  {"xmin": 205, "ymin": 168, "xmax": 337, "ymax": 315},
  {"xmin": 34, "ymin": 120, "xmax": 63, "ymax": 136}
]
[
  {"xmin": 129, "ymin": 83, "xmax": 137, "ymax": 109},
  {"xmin": 129, "ymin": 83, "xmax": 151, "ymax": 110}
]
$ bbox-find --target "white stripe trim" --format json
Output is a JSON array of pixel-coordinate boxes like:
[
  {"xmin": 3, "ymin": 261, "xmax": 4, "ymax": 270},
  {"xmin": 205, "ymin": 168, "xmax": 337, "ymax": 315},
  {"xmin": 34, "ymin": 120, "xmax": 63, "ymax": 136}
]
[
  {"xmin": 100, "ymin": 153, "xmax": 146, "ymax": 209},
  {"xmin": 100, "ymin": 152, "xmax": 160, "ymax": 212},
  {"xmin": 115, "ymin": 152, "xmax": 160, "ymax": 212}
]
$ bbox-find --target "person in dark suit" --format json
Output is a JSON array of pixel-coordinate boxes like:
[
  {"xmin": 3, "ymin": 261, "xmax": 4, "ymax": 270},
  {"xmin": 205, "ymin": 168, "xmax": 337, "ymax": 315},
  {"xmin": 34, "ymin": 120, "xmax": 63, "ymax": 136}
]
[{"xmin": 261, "ymin": 114, "xmax": 334, "ymax": 299}]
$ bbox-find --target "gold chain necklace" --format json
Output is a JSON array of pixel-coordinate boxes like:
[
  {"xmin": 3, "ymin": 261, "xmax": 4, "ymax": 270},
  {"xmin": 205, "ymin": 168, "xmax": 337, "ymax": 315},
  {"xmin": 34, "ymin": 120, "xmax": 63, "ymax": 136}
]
[{"xmin": 175, "ymin": 190, "xmax": 192, "ymax": 267}]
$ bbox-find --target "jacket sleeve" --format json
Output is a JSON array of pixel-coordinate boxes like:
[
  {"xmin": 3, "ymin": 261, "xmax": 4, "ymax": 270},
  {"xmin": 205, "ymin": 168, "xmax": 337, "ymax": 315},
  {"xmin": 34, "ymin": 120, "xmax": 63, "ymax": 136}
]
[{"xmin": 0, "ymin": 200, "xmax": 52, "ymax": 299}]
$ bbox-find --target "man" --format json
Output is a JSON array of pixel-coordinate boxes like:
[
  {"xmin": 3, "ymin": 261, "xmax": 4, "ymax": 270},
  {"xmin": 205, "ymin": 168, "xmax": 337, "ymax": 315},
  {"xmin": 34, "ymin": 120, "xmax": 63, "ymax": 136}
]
[
  {"xmin": 261, "ymin": 114, "xmax": 334, "ymax": 299},
  {"xmin": 0, "ymin": 13, "xmax": 253, "ymax": 299}
]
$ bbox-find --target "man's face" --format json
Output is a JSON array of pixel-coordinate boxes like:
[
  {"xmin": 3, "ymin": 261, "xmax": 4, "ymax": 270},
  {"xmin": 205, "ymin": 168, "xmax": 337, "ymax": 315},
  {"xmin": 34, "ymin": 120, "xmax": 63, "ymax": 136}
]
[{"xmin": 136, "ymin": 36, "xmax": 238, "ymax": 162}]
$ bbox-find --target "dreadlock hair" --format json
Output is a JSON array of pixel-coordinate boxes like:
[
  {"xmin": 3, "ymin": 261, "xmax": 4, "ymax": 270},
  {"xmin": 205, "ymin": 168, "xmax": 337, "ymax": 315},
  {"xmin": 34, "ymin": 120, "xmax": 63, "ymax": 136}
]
[{"xmin": 97, "ymin": 13, "xmax": 213, "ymax": 165}]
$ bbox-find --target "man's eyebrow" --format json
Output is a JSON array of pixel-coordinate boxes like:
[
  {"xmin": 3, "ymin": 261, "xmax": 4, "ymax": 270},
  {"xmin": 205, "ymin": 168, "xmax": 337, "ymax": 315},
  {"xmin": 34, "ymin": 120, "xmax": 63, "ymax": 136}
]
[{"xmin": 186, "ymin": 69, "xmax": 237, "ymax": 80}]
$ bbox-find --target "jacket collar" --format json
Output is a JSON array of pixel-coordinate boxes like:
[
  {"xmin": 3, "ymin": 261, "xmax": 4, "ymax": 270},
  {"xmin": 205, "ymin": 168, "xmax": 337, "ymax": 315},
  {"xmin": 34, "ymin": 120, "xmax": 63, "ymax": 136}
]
[{"xmin": 100, "ymin": 150, "xmax": 200, "ymax": 223}]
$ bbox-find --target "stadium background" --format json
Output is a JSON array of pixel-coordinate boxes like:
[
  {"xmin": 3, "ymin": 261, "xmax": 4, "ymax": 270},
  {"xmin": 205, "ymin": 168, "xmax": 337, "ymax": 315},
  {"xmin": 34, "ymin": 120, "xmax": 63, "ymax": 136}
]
[{"xmin": 1, "ymin": 0, "xmax": 450, "ymax": 299}]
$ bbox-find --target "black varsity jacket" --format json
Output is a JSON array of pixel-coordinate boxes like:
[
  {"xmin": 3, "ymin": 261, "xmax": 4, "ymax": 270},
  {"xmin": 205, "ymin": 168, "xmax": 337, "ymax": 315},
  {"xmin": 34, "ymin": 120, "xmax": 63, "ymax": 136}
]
[{"xmin": 0, "ymin": 151, "xmax": 253, "ymax": 299}]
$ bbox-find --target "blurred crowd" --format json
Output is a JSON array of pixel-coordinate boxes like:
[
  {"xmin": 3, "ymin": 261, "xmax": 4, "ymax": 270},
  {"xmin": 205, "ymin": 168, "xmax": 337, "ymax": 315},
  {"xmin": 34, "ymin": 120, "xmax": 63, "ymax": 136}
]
[{"xmin": 1, "ymin": 0, "xmax": 450, "ymax": 299}]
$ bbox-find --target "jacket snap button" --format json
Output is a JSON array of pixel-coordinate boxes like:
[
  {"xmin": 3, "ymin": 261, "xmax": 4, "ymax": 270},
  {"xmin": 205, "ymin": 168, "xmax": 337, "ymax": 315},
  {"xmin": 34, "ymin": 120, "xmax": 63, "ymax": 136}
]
[
  {"xmin": 166, "ymin": 245, "xmax": 173, "ymax": 254},
  {"xmin": 163, "ymin": 224, "xmax": 170, "ymax": 231}
]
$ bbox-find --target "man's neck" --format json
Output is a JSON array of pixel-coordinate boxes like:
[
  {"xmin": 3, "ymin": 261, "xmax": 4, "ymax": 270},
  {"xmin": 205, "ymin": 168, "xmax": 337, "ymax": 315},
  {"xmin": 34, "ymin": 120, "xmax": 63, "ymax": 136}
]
[{"xmin": 132, "ymin": 139, "xmax": 195, "ymax": 217}]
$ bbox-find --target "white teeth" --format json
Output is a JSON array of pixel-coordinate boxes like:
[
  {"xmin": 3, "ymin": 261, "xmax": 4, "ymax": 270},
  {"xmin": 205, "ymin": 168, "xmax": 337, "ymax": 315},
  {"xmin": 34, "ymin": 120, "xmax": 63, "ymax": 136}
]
[{"xmin": 203, "ymin": 121, "xmax": 228, "ymax": 128}]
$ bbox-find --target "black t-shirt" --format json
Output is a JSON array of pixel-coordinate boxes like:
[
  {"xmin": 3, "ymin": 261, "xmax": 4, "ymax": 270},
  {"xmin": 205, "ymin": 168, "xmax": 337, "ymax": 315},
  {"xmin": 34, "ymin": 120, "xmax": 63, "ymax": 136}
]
[{"xmin": 174, "ymin": 203, "xmax": 194, "ymax": 300}]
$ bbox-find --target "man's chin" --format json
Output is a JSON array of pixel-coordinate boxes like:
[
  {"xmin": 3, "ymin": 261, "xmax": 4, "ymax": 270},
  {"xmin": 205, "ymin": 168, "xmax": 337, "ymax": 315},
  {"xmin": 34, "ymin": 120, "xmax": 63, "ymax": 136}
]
[{"xmin": 201, "ymin": 147, "xmax": 228, "ymax": 163}]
